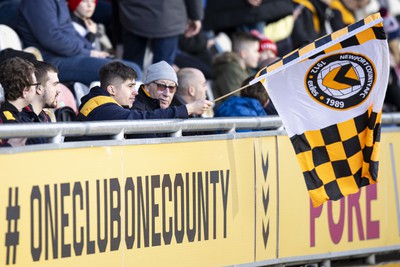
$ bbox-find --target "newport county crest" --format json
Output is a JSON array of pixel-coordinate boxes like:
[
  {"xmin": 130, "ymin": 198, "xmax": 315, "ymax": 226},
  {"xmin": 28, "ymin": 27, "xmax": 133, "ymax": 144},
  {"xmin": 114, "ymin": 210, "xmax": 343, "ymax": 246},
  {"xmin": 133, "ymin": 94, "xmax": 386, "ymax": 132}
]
[{"xmin": 305, "ymin": 53, "xmax": 376, "ymax": 110}]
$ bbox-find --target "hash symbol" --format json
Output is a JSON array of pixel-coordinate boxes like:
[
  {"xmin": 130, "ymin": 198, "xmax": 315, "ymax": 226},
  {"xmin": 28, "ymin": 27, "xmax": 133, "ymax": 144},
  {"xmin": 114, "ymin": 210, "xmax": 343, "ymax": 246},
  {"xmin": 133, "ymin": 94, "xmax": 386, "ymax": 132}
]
[{"xmin": 5, "ymin": 187, "xmax": 20, "ymax": 265}]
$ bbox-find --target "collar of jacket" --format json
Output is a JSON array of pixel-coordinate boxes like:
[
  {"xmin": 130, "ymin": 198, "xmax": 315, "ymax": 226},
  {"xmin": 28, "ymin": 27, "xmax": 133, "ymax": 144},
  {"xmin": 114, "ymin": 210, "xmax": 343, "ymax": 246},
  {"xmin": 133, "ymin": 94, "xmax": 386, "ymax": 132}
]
[
  {"xmin": 79, "ymin": 95, "xmax": 121, "ymax": 117},
  {"xmin": 134, "ymin": 87, "xmax": 161, "ymax": 110}
]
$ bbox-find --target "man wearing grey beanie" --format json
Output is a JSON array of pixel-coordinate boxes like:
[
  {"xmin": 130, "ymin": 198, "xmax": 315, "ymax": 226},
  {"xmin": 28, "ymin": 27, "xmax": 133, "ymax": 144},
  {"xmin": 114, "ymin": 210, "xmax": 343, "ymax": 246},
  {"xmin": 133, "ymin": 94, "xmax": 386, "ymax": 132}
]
[{"xmin": 132, "ymin": 61, "xmax": 179, "ymax": 111}]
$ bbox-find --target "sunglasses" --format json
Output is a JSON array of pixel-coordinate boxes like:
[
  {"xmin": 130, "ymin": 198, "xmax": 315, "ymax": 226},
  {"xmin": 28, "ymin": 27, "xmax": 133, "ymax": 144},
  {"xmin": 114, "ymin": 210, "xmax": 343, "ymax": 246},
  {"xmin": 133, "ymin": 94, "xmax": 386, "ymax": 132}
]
[{"xmin": 152, "ymin": 81, "xmax": 177, "ymax": 93}]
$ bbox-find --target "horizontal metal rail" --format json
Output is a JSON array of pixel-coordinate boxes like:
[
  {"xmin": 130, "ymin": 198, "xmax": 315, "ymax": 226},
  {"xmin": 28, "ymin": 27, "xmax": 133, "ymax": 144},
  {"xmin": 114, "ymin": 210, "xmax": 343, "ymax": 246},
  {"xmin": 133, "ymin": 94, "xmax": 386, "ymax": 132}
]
[
  {"xmin": 381, "ymin": 112, "xmax": 400, "ymax": 124},
  {"xmin": 0, "ymin": 113, "xmax": 399, "ymax": 142},
  {"xmin": 0, "ymin": 116, "xmax": 283, "ymax": 141}
]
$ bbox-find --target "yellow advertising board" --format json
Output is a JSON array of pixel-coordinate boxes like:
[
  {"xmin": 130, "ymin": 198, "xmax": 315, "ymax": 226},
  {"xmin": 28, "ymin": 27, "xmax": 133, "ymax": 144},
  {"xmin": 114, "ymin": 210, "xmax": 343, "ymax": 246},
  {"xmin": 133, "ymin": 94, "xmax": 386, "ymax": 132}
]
[
  {"xmin": 0, "ymin": 132, "xmax": 399, "ymax": 266},
  {"xmin": 121, "ymin": 140, "xmax": 255, "ymax": 266},
  {"xmin": 377, "ymin": 131, "xmax": 400, "ymax": 245},
  {"xmin": 277, "ymin": 132, "xmax": 400, "ymax": 258},
  {"xmin": 253, "ymin": 137, "xmax": 278, "ymax": 262},
  {"xmin": 0, "ymin": 139, "xmax": 257, "ymax": 267}
]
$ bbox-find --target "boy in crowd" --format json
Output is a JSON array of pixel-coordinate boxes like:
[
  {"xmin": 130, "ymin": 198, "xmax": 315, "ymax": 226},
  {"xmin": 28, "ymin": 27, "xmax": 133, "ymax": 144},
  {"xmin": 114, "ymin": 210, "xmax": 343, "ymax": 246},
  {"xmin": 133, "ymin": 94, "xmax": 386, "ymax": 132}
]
[
  {"xmin": 212, "ymin": 31, "xmax": 260, "ymax": 103},
  {"xmin": 68, "ymin": 0, "xmax": 113, "ymax": 53}
]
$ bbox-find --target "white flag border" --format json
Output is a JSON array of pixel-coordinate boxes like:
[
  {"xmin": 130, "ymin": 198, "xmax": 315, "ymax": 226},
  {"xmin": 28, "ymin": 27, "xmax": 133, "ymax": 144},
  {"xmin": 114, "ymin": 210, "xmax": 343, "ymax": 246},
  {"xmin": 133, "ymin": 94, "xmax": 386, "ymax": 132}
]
[{"xmin": 250, "ymin": 16, "xmax": 383, "ymax": 85}]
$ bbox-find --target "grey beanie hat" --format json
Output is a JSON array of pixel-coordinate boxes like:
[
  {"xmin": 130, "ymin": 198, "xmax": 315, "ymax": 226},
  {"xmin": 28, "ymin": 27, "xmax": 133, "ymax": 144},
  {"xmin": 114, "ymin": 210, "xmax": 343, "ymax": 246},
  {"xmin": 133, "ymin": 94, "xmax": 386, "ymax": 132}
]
[{"xmin": 144, "ymin": 61, "xmax": 178, "ymax": 85}]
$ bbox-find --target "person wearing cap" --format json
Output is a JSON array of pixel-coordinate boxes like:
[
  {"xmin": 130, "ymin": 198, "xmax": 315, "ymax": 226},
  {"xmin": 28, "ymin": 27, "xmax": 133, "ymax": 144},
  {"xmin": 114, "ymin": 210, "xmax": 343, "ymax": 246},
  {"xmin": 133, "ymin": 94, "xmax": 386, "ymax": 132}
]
[
  {"xmin": 68, "ymin": 0, "xmax": 113, "ymax": 53},
  {"xmin": 258, "ymin": 37, "xmax": 278, "ymax": 63},
  {"xmin": 72, "ymin": 61, "xmax": 212, "ymax": 140},
  {"xmin": 132, "ymin": 61, "xmax": 178, "ymax": 111},
  {"xmin": 250, "ymin": 30, "xmax": 279, "ymax": 70}
]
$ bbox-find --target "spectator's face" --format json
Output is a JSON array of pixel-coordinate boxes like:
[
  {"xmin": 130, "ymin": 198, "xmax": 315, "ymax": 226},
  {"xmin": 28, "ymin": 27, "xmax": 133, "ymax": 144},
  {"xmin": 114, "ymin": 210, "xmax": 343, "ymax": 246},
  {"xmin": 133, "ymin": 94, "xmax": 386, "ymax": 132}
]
[
  {"xmin": 148, "ymin": 80, "xmax": 177, "ymax": 109},
  {"xmin": 42, "ymin": 72, "xmax": 61, "ymax": 108},
  {"xmin": 113, "ymin": 78, "xmax": 137, "ymax": 108},
  {"xmin": 75, "ymin": 0, "xmax": 96, "ymax": 19},
  {"xmin": 243, "ymin": 42, "xmax": 260, "ymax": 69}
]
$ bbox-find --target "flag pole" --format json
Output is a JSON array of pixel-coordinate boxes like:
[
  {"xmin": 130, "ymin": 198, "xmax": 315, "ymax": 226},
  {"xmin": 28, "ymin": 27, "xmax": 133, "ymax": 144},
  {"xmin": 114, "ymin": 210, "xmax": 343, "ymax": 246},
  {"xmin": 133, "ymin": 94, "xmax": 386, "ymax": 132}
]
[{"xmin": 213, "ymin": 83, "xmax": 251, "ymax": 103}]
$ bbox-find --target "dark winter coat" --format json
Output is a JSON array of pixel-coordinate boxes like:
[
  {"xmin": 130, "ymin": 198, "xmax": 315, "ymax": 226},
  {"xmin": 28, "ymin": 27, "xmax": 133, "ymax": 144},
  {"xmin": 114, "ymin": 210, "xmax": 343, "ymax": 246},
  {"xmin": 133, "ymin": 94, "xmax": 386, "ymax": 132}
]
[
  {"xmin": 131, "ymin": 87, "xmax": 160, "ymax": 113},
  {"xmin": 203, "ymin": 0, "xmax": 293, "ymax": 32},
  {"xmin": 20, "ymin": 104, "xmax": 52, "ymax": 144},
  {"xmin": 212, "ymin": 52, "xmax": 249, "ymax": 102},
  {"xmin": 118, "ymin": 0, "xmax": 203, "ymax": 38}
]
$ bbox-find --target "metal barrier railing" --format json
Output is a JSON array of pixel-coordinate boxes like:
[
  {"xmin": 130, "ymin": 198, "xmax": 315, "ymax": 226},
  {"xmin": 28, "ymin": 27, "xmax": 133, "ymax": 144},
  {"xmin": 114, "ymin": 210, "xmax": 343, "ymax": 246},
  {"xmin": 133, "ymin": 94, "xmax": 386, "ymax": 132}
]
[
  {"xmin": 0, "ymin": 113, "xmax": 399, "ymax": 143},
  {"xmin": 0, "ymin": 116, "xmax": 283, "ymax": 142}
]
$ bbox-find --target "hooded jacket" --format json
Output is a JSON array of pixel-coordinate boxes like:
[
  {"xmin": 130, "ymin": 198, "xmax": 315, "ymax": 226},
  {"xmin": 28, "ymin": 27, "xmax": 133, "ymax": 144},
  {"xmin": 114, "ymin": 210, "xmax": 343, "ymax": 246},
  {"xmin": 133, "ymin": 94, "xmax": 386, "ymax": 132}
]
[{"xmin": 212, "ymin": 52, "xmax": 249, "ymax": 103}]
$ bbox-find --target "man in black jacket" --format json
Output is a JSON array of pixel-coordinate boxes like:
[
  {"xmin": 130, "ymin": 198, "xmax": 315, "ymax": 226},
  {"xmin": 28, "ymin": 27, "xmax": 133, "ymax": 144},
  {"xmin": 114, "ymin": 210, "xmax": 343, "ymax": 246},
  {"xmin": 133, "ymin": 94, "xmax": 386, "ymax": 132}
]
[{"xmin": 132, "ymin": 60, "xmax": 178, "ymax": 112}]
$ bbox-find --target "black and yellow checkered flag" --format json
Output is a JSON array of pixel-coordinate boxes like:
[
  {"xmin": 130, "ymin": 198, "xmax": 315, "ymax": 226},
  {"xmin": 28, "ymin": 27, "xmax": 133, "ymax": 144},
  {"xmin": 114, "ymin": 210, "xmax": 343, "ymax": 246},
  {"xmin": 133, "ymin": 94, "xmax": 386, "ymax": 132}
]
[{"xmin": 252, "ymin": 13, "xmax": 389, "ymax": 207}]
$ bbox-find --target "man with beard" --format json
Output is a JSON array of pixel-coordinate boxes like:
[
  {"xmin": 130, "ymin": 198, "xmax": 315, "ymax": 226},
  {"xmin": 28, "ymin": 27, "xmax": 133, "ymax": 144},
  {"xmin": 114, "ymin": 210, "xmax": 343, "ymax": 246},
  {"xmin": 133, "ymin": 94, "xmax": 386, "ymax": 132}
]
[{"xmin": 21, "ymin": 61, "xmax": 61, "ymax": 144}]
